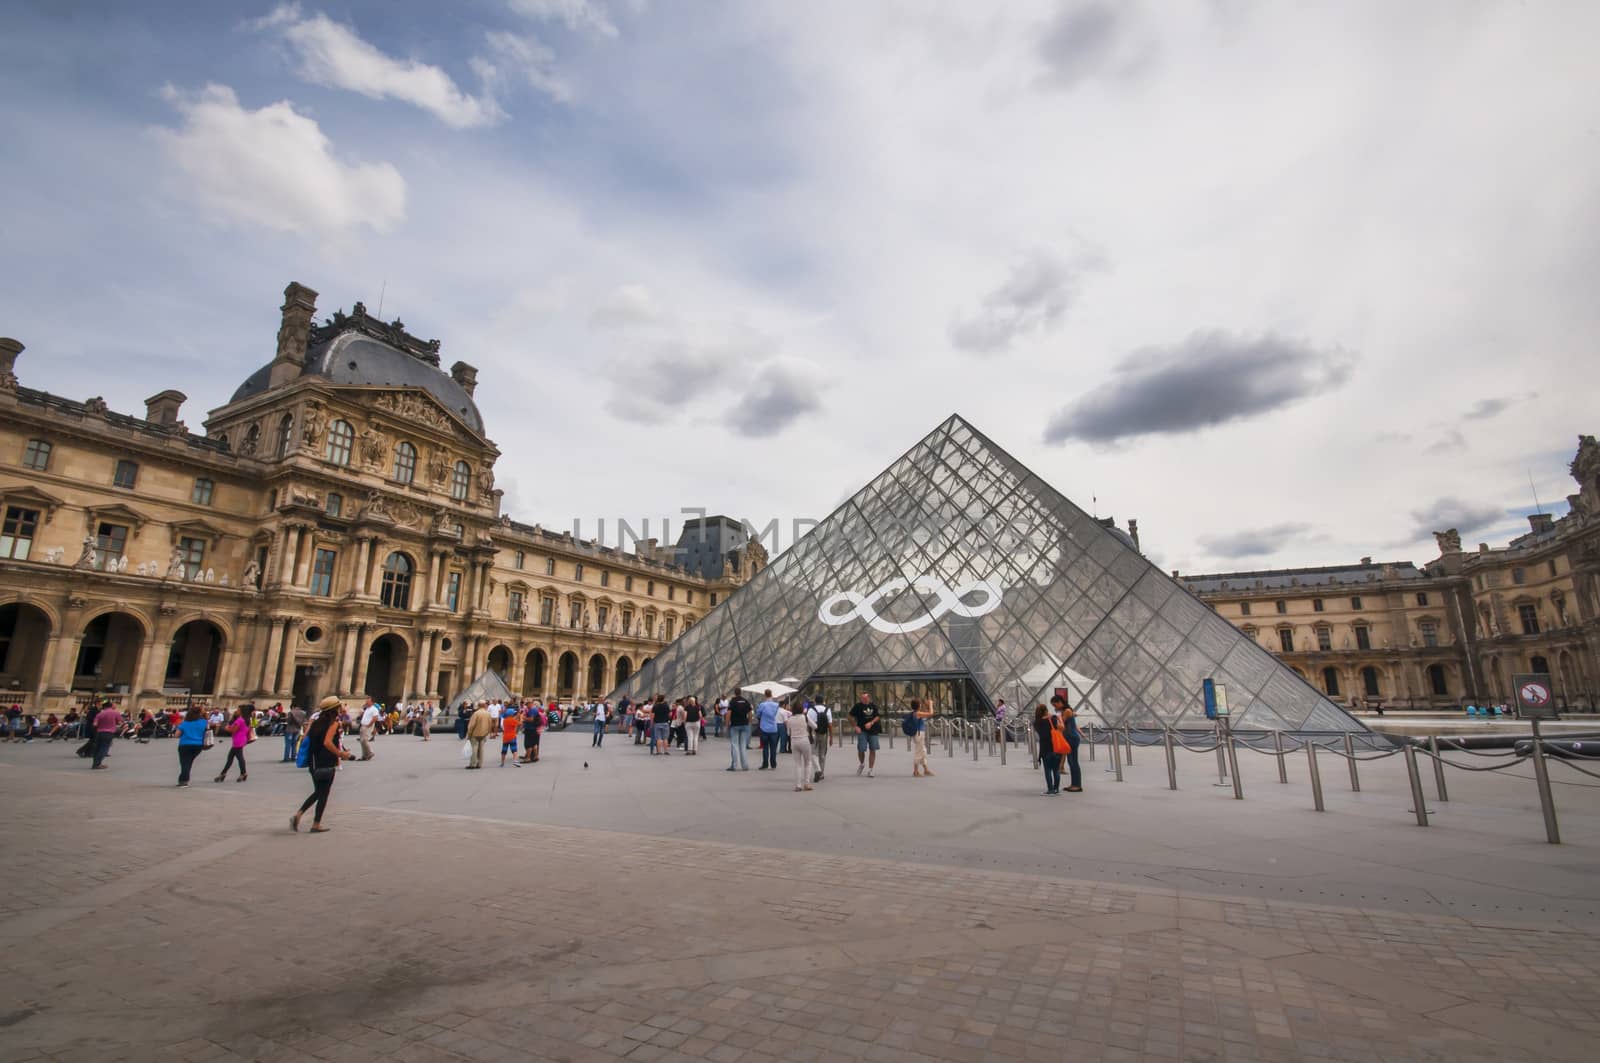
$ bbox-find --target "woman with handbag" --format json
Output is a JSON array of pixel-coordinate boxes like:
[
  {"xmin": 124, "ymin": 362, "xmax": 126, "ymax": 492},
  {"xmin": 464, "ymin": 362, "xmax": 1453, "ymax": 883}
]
[
  {"xmin": 214, "ymin": 706, "xmax": 253, "ymax": 783},
  {"xmin": 1050, "ymin": 695, "xmax": 1083, "ymax": 792},
  {"xmin": 292, "ymin": 696, "xmax": 354, "ymax": 833},
  {"xmin": 174, "ymin": 705, "xmax": 211, "ymax": 787},
  {"xmin": 1033, "ymin": 704, "xmax": 1061, "ymax": 795}
]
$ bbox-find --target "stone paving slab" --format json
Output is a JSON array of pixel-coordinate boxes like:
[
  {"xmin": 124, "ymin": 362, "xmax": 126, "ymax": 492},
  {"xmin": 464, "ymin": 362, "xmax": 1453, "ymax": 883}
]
[{"xmin": 2, "ymin": 734, "xmax": 1599, "ymax": 1060}]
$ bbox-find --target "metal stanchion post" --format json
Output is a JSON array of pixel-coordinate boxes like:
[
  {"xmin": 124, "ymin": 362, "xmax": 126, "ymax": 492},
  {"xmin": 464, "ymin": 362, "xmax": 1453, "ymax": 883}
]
[
  {"xmin": 948, "ymin": 723, "xmax": 954, "ymax": 758},
  {"xmin": 1427, "ymin": 735, "xmax": 1448, "ymax": 802},
  {"xmin": 1111, "ymin": 726, "xmax": 1123, "ymax": 782},
  {"xmin": 1274, "ymin": 730, "xmax": 1288, "ymax": 784},
  {"xmin": 1343, "ymin": 733, "xmax": 1360, "ymax": 792},
  {"xmin": 1530, "ymin": 718, "xmax": 1561, "ymax": 845},
  {"xmin": 1306, "ymin": 741, "xmax": 1325, "ymax": 812},
  {"xmin": 1087, "ymin": 723, "xmax": 1096, "ymax": 762},
  {"xmin": 1123, "ymin": 726, "xmax": 1133, "ymax": 765},
  {"xmin": 1213, "ymin": 722, "xmax": 1229, "ymax": 788},
  {"xmin": 1223, "ymin": 717, "xmax": 1243, "ymax": 800},
  {"xmin": 1000, "ymin": 724, "xmax": 1007, "ymax": 766},
  {"xmin": 1163, "ymin": 727, "xmax": 1177, "ymax": 791},
  {"xmin": 1403, "ymin": 744, "xmax": 1430, "ymax": 826}
]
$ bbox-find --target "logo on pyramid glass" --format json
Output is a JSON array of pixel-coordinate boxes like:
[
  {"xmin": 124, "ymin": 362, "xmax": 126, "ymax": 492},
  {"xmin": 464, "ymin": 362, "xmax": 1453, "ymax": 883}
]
[{"xmin": 819, "ymin": 574, "xmax": 1004, "ymax": 635}]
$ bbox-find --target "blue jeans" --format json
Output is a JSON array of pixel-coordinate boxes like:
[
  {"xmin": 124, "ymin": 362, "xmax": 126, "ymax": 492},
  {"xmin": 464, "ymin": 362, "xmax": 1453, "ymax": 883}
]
[
  {"xmin": 728, "ymin": 725, "xmax": 750, "ymax": 768},
  {"xmin": 1041, "ymin": 752, "xmax": 1061, "ymax": 793},
  {"xmin": 592, "ymin": 719, "xmax": 605, "ymax": 746},
  {"xmin": 92, "ymin": 731, "xmax": 114, "ymax": 767},
  {"xmin": 713, "ymin": 716, "xmax": 724, "ymax": 737},
  {"xmin": 759, "ymin": 729, "xmax": 779, "ymax": 769},
  {"xmin": 283, "ymin": 732, "xmax": 299, "ymax": 762}
]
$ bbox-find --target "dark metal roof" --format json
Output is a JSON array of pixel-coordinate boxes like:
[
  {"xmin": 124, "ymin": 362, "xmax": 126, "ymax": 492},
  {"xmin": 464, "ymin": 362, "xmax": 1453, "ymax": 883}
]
[
  {"xmin": 229, "ymin": 331, "xmax": 484, "ymax": 436},
  {"xmin": 1180, "ymin": 562, "xmax": 1424, "ymax": 594}
]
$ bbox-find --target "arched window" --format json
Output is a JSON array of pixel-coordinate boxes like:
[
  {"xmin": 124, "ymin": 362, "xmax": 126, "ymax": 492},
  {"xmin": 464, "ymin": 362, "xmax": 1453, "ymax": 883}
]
[
  {"xmin": 325, "ymin": 492, "xmax": 342, "ymax": 518},
  {"xmin": 1321, "ymin": 667, "xmax": 1340, "ymax": 697},
  {"xmin": 325, "ymin": 420, "xmax": 354, "ymax": 466},
  {"xmin": 392, "ymin": 441, "xmax": 417, "ymax": 484},
  {"xmin": 1530, "ymin": 655, "xmax": 1550, "ymax": 675},
  {"xmin": 380, "ymin": 552, "xmax": 413, "ymax": 610},
  {"xmin": 241, "ymin": 423, "xmax": 260, "ymax": 455},
  {"xmin": 1361, "ymin": 666, "xmax": 1380, "ymax": 698},
  {"xmin": 1427, "ymin": 663, "xmax": 1449, "ymax": 697},
  {"xmin": 451, "ymin": 461, "xmax": 471, "ymax": 501},
  {"xmin": 275, "ymin": 414, "xmax": 294, "ymax": 459}
]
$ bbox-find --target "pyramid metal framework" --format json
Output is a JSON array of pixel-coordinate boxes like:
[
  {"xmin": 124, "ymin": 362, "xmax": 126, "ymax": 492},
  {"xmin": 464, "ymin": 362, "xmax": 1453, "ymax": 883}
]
[{"xmin": 612, "ymin": 416, "xmax": 1368, "ymax": 733}]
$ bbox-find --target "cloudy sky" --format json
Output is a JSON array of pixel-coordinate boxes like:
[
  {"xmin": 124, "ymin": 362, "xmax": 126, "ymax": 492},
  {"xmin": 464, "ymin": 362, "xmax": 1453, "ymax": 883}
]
[{"xmin": 3, "ymin": 0, "xmax": 1596, "ymax": 574}]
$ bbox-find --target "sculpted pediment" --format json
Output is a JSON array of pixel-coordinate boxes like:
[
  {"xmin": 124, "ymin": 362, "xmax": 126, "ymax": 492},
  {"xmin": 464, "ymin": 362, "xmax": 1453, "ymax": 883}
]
[{"xmin": 366, "ymin": 389, "xmax": 478, "ymax": 440}]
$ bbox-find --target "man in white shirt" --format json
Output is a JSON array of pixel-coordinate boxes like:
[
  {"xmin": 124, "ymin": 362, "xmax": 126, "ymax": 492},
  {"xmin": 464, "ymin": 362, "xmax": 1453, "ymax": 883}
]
[
  {"xmin": 806, "ymin": 700, "xmax": 831, "ymax": 783},
  {"xmin": 358, "ymin": 697, "xmax": 381, "ymax": 760},
  {"xmin": 591, "ymin": 701, "xmax": 608, "ymax": 747}
]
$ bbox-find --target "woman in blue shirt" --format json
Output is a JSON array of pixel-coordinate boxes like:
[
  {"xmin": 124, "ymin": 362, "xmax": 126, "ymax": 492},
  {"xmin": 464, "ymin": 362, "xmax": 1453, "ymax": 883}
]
[{"xmin": 175, "ymin": 706, "xmax": 210, "ymax": 787}]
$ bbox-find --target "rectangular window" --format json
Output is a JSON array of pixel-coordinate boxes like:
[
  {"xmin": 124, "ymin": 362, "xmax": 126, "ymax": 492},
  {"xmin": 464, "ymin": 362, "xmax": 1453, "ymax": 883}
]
[
  {"xmin": 710, "ymin": 593, "xmax": 718, "ymax": 606},
  {"xmin": 574, "ymin": 563, "xmax": 584, "ymax": 582},
  {"xmin": 0, "ymin": 506, "xmax": 39, "ymax": 560},
  {"xmin": 1312, "ymin": 598, "xmax": 1323, "ymax": 613},
  {"xmin": 509, "ymin": 590, "xmax": 524, "ymax": 622},
  {"xmin": 177, "ymin": 536, "xmax": 205, "ymax": 580},
  {"xmin": 622, "ymin": 609, "xmax": 634, "ymax": 633},
  {"xmin": 1354, "ymin": 625, "xmax": 1371, "ymax": 651},
  {"xmin": 1419, "ymin": 620, "xmax": 1438, "ymax": 648},
  {"xmin": 1275, "ymin": 600, "xmax": 1287, "ymax": 614},
  {"xmin": 113, "ymin": 459, "xmax": 138, "ymax": 489},
  {"xmin": 664, "ymin": 618, "xmax": 675, "ymax": 640},
  {"xmin": 310, "ymin": 548, "xmax": 336, "ymax": 596},
  {"xmin": 686, "ymin": 589, "xmax": 693, "ymax": 605},
  {"xmin": 1519, "ymin": 604, "xmax": 1540, "ymax": 635},
  {"xmin": 22, "ymin": 439, "xmax": 51, "ymax": 471},
  {"xmin": 93, "ymin": 522, "xmax": 128, "ymax": 571},
  {"xmin": 1549, "ymin": 559, "xmax": 1558, "ymax": 578},
  {"xmin": 625, "ymin": 575, "xmax": 634, "ymax": 592},
  {"xmin": 597, "ymin": 605, "xmax": 609, "ymax": 629},
  {"xmin": 1351, "ymin": 596, "xmax": 1363, "ymax": 610},
  {"xmin": 1278, "ymin": 629, "xmax": 1294, "ymax": 653},
  {"xmin": 1416, "ymin": 592, "xmax": 1429, "ymax": 607},
  {"xmin": 514, "ymin": 550, "xmax": 525, "ymax": 570},
  {"xmin": 545, "ymin": 557, "xmax": 555, "ymax": 576},
  {"xmin": 1316, "ymin": 628, "xmax": 1332, "ymax": 651},
  {"xmin": 191, "ymin": 477, "xmax": 214, "ymax": 506},
  {"xmin": 1512, "ymin": 567, "xmax": 1526, "ymax": 585},
  {"xmin": 668, "ymin": 585, "xmax": 675, "ymax": 601},
  {"xmin": 446, "ymin": 571, "xmax": 461, "ymax": 611},
  {"xmin": 600, "ymin": 570, "xmax": 609, "ymax": 588},
  {"xmin": 540, "ymin": 597, "xmax": 554, "ymax": 625},
  {"xmin": 1240, "ymin": 601, "xmax": 1251, "ymax": 616},
  {"xmin": 648, "ymin": 580, "xmax": 655, "ymax": 596},
  {"xmin": 645, "ymin": 614, "xmax": 655, "ymax": 637}
]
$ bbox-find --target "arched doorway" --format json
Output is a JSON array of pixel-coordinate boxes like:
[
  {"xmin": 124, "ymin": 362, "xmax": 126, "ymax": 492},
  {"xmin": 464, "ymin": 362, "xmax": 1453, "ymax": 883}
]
[
  {"xmin": 364, "ymin": 633, "xmax": 409, "ymax": 706},
  {"xmin": 557, "ymin": 651, "xmax": 578, "ymax": 698},
  {"xmin": 165, "ymin": 620, "xmax": 224, "ymax": 695},
  {"xmin": 74, "ymin": 612, "xmax": 144, "ymax": 693},
  {"xmin": 487, "ymin": 645, "xmax": 512, "ymax": 679},
  {"xmin": 587, "ymin": 653, "xmax": 606, "ymax": 697},
  {"xmin": 523, "ymin": 649, "xmax": 546, "ymax": 697},
  {"xmin": 615, "ymin": 656, "xmax": 632, "ymax": 686},
  {"xmin": 0, "ymin": 602, "xmax": 53, "ymax": 696}
]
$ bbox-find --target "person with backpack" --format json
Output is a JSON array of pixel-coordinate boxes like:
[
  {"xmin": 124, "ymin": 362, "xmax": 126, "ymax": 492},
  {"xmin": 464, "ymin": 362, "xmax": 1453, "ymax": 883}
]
[
  {"xmin": 806, "ymin": 699, "xmax": 831, "ymax": 782},
  {"xmin": 174, "ymin": 705, "xmax": 211, "ymax": 787},
  {"xmin": 291, "ymin": 696, "xmax": 355, "ymax": 832},
  {"xmin": 725, "ymin": 690, "xmax": 753, "ymax": 771},
  {"xmin": 1034, "ymin": 704, "xmax": 1062, "ymax": 795},
  {"xmin": 1050, "ymin": 695, "xmax": 1083, "ymax": 792},
  {"xmin": 903, "ymin": 699, "xmax": 935, "ymax": 778}
]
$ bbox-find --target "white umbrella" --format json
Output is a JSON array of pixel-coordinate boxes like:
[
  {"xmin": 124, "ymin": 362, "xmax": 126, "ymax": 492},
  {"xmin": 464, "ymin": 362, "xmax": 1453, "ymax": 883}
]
[
  {"xmin": 778, "ymin": 676, "xmax": 803, "ymax": 686},
  {"xmin": 742, "ymin": 680, "xmax": 798, "ymax": 698}
]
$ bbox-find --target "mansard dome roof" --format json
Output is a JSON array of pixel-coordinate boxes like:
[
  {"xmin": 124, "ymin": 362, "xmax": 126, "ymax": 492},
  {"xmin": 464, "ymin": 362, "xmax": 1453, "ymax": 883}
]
[{"xmin": 229, "ymin": 305, "xmax": 484, "ymax": 436}]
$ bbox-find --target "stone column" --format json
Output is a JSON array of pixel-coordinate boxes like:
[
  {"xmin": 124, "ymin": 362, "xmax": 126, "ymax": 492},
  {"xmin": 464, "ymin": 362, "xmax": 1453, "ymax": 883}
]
[
  {"xmin": 413, "ymin": 630, "xmax": 434, "ymax": 699},
  {"xmin": 416, "ymin": 551, "xmax": 434, "ymax": 611},
  {"xmin": 273, "ymin": 618, "xmax": 301, "ymax": 698},
  {"xmin": 350, "ymin": 623, "xmax": 371, "ymax": 696},
  {"xmin": 42, "ymin": 633, "xmax": 85, "ymax": 704},
  {"xmin": 133, "ymin": 618, "xmax": 173, "ymax": 701},
  {"xmin": 215, "ymin": 620, "xmax": 254, "ymax": 700},
  {"xmin": 293, "ymin": 527, "xmax": 314, "ymax": 588},
  {"xmin": 258, "ymin": 618, "xmax": 287, "ymax": 694},
  {"xmin": 435, "ymin": 551, "xmax": 451, "ymax": 604},
  {"xmin": 334, "ymin": 623, "xmax": 359, "ymax": 695},
  {"xmin": 349, "ymin": 536, "xmax": 372, "ymax": 597},
  {"xmin": 272, "ymin": 525, "xmax": 295, "ymax": 586}
]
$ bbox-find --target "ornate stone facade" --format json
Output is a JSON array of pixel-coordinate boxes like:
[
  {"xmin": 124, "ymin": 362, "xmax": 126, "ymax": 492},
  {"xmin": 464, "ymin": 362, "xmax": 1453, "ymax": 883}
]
[
  {"xmin": 1181, "ymin": 436, "xmax": 1600, "ymax": 710},
  {"xmin": 0, "ymin": 283, "xmax": 761, "ymax": 714}
]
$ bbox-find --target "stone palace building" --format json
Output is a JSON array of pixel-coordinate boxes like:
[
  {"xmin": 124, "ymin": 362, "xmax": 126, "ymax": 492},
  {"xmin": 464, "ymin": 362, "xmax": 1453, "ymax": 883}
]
[
  {"xmin": 1180, "ymin": 436, "xmax": 1600, "ymax": 711},
  {"xmin": 0, "ymin": 283, "xmax": 763, "ymax": 715}
]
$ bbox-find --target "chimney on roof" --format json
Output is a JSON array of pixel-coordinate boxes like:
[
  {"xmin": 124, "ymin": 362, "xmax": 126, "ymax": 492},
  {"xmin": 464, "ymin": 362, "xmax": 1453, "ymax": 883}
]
[
  {"xmin": 0, "ymin": 337, "xmax": 22, "ymax": 390},
  {"xmin": 144, "ymin": 389, "xmax": 186, "ymax": 426},
  {"xmin": 1528, "ymin": 513, "xmax": 1555, "ymax": 534},
  {"xmin": 1479, "ymin": 542, "xmax": 1489, "ymax": 553},
  {"xmin": 1128, "ymin": 518, "xmax": 1140, "ymax": 554},
  {"xmin": 269, "ymin": 282, "xmax": 319, "ymax": 389},
  {"xmin": 450, "ymin": 361, "xmax": 479, "ymax": 397},
  {"xmin": 1360, "ymin": 556, "xmax": 1372, "ymax": 565}
]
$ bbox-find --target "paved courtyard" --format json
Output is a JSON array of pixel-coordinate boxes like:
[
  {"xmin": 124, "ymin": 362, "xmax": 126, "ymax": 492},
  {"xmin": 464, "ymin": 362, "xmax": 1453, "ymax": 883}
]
[{"xmin": 3, "ymin": 725, "xmax": 1599, "ymax": 1062}]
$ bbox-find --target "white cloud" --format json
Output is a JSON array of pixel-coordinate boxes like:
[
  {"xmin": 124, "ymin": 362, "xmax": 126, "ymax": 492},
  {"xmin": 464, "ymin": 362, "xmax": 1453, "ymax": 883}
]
[
  {"xmin": 256, "ymin": 4, "xmax": 503, "ymax": 128},
  {"xmin": 949, "ymin": 250, "xmax": 1089, "ymax": 355},
  {"xmin": 478, "ymin": 30, "xmax": 574, "ymax": 105},
  {"xmin": 589, "ymin": 284, "xmax": 668, "ymax": 329},
  {"xmin": 509, "ymin": 0, "xmax": 619, "ymax": 38},
  {"xmin": 152, "ymin": 83, "xmax": 405, "ymax": 235}
]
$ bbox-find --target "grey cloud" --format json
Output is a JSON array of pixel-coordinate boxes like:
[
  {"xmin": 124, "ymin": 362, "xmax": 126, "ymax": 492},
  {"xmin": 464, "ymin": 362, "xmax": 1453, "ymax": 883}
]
[
  {"xmin": 1044, "ymin": 330, "xmax": 1355, "ymax": 445},
  {"xmin": 614, "ymin": 345, "xmax": 728, "ymax": 416},
  {"xmin": 1464, "ymin": 392, "xmax": 1535, "ymax": 420},
  {"xmin": 1198, "ymin": 522, "xmax": 1314, "ymax": 560},
  {"xmin": 1037, "ymin": 4, "xmax": 1124, "ymax": 87},
  {"xmin": 949, "ymin": 251, "xmax": 1082, "ymax": 355},
  {"xmin": 1423, "ymin": 428, "xmax": 1465, "ymax": 455},
  {"xmin": 1407, "ymin": 497, "xmax": 1504, "ymax": 542},
  {"xmin": 732, "ymin": 365, "xmax": 823, "ymax": 438}
]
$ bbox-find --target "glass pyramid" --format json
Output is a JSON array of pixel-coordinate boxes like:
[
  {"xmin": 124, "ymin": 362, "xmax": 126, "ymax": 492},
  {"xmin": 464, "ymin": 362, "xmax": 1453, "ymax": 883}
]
[{"xmin": 613, "ymin": 415, "xmax": 1369, "ymax": 734}]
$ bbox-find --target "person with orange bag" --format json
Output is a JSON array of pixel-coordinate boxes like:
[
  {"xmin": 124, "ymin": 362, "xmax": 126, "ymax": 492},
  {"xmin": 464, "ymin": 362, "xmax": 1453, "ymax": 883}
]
[
  {"xmin": 1050, "ymin": 694, "xmax": 1083, "ymax": 792},
  {"xmin": 1032, "ymin": 704, "xmax": 1061, "ymax": 795}
]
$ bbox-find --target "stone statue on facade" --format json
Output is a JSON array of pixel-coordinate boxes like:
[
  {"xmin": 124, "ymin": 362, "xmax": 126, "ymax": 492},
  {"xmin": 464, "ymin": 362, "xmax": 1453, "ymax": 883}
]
[
  {"xmin": 300, "ymin": 406, "xmax": 324, "ymax": 452},
  {"xmin": 242, "ymin": 558, "xmax": 261, "ymax": 589},
  {"xmin": 1432, "ymin": 528, "xmax": 1462, "ymax": 554},
  {"xmin": 167, "ymin": 544, "xmax": 187, "ymax": 580},
  {"xmin": 73, "ymin": 536, "xmax": 97, "ymax": 570},
  {"xmin": 359, "ymin": 426, "xmax": 384, "ymax": 468}
]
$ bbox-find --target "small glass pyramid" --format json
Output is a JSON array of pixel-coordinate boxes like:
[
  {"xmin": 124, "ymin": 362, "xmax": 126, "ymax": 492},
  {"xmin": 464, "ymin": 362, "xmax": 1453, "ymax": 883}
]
[{"xmin": 614, "ymin": 415, "xmax": 1369, "ymax": 734}]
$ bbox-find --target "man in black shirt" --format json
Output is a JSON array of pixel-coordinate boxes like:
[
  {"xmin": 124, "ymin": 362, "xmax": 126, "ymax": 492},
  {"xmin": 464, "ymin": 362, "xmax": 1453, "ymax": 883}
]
[
  {"xmin": 849, "ymin": 691, "xmax": 881, "ymax": 778},
  {"xmin": 725, "ymin": 691, "xmax": 753, "ymax": 771}
]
